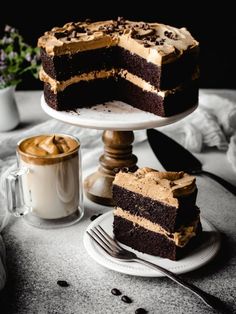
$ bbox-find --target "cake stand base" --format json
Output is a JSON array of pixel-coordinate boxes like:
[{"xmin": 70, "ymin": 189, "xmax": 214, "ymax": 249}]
[{"xmin": 84, "ymin": 130, "xmax": 138, "ymax": 206}]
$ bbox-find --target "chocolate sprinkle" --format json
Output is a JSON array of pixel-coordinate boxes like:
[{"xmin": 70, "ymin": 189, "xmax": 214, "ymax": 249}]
[
  {"xmin": 121, "ymin": 295, "xmax": 132, "ymax": 303},
  {"xmin": 111, "ymin": 288, "xmax": 122, "ymax": 296},
  {"xmin": 57, "ymin": 280, "xmax": 69, "ymax": 287},
  {"xmin": 135, "ymin": 308, "xmax": 148, "ymax": 314},
  {"xmin": 90, "ymin": 214, "xmax": 102, "ymax": 221}
]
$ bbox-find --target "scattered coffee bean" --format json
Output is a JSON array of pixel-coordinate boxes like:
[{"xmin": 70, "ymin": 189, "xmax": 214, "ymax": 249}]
[
  {"xmin": 111, "ymin": 288, "xmax": 122, "ymax": 296},
  {"xmin": 135, "ymin": 308, "xmax": 148, "ymax": 314},
  {"xmin": 90, "ymin": 213, "xmax": 102, "ymax": 221},
  {"xmin": 57, "ymin": 280, "xmax": 69, "ymax": 287},
  {"xmin": 121, "ymin": 295, "xmax": 132, "ymax": 303}
]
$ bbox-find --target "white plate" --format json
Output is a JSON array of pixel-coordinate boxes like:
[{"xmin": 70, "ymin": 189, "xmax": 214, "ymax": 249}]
[
  {"xmin": 83, "ymin": 211, "xmax": 221, "ymax": 277},
  {"xmin": 41, "ymin": 95, "xmax": 197, "ymax": 131}
]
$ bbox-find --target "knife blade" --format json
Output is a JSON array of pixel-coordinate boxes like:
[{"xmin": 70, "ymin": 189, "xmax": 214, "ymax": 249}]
[{"xmin": 147, "ymin": 129, "xmax": 236, "ymax": 196}]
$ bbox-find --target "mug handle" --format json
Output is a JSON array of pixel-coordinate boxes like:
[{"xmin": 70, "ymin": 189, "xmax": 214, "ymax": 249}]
[{"xmin": 5, "ymin": 167, "xmax": 31, "ymax": 217}]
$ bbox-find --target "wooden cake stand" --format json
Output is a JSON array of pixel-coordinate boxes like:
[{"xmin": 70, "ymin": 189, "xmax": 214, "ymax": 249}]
[{"xmin": 41, "ymin": 96, "xmax": 196, "ymax": 206}]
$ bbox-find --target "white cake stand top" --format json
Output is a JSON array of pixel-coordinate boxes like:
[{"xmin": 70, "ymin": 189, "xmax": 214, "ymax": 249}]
[{"xmin": 41, "ymin": 95, "xmax": 197, "ymax": 131}]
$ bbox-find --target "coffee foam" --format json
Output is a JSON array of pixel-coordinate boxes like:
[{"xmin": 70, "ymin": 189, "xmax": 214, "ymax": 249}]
[{"xmin": 18, "ymin": 134, "xmax": 80, "ymax": 165}]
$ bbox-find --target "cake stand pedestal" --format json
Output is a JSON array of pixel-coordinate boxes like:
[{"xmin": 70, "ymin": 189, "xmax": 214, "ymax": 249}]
[
  {"xmin": 84, "ymin": 130, "xmax": 137, "ymax": 205},
  {"xmin": 41, "ymin": 97, "xmax": 197, "ymax": 205}
]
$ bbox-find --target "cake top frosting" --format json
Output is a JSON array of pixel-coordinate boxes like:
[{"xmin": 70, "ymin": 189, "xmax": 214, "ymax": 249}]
[
  {"xmin": 38, "ymin": 18, "xmax": 199, "ymax": 65},
  {"xmin": 113, "ymin": 167, "xmax": 196, "ymax": 207}
]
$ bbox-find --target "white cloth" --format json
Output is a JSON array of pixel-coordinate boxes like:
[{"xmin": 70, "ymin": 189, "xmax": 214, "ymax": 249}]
[
  {"xmin": 159, "ymin": 92, "xmax": 236, "ymax": 153},
  {"xmin": 0, "ymin": 91, "xmax": 236, "ymax": 291}
]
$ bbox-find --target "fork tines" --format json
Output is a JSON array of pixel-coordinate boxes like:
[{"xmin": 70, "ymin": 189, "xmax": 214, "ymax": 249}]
[{"xmin": 87, "ymin": 225, "xmax": 121, "ymax": 257}]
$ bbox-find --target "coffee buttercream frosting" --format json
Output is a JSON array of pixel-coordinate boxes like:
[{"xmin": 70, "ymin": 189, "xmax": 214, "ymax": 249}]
[
  {"xmin": 113, "ymin": 167, "xmax": 196, "ymax": 207},
  {"xmin": 38, "ymin": 18, "xmax": 198, "ymax": 65}
]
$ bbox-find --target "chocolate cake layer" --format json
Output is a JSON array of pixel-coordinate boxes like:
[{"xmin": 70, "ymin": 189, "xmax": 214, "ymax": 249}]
[
  {"xmin": 44, "ymin": 78, "xmax": 116, "ymax": 111},
  {"xmin": 113, "ymin": 216, "xmax": 202, "ymax": 260},
  {"xmin": 40, "ymin": 46, "xmax": 197, "ymax": 90},
  {"xmin": 43, "ymin": 76, "xmax": 198, "ymax": 116},
  {"xmin": 112, "ymin": 184, "xmax": 199, "ymax": 232},
  {"xmin": 40, "ymin": 47, "xmax": 116, "ymax": 81},
  {"xmin": 118, "ymin": 77, "xmax": 198, "ymax": 117}
]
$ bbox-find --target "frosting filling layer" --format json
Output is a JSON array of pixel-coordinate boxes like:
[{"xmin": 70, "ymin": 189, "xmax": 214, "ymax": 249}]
[
  {"xmin": 114, "ymin": 207, "xmax": 199, "ymax": 247},
  {"xmin": 40, "ymin": 68, "xmax": 198, "ymax": 94}
]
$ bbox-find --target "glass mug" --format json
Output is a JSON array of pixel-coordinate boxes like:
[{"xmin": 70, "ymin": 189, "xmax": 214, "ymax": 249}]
[{"xmin": 5, "ymin": 134, "xmax": 84, "ymax": 228}]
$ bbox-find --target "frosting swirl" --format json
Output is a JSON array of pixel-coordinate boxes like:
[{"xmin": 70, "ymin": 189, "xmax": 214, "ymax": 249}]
[{"xmin": 113, "ymin": 167, "xmax": 196, "ymax": 207}]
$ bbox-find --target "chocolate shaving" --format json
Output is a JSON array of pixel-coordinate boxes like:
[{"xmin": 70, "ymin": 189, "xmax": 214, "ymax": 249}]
[
  {"xmin": 54, "ymin": 32, "xmax": 68, "ymax": 39},
  {"xmin": 164, "ymin": 30, "xmax": 178, "ymax": 40},
  {"xmin": 74, "ymin": 26, "xmax": 86, "ymax": 33},
  {"xmin": 117, "ymin": 16, "xmax": 125, "ymax": 24}
]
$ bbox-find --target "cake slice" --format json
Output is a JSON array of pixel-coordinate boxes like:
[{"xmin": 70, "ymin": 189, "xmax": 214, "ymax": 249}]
[{"xmin": 112, "ymin": 168, "xmax": 202, "ymax": 260}]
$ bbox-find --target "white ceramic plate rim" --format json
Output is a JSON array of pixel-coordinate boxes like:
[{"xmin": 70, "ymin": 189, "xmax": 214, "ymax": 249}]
[
  {"xmin": 41, "ymin": 95, "xmax": 197, "ymax": 131},
  {"xmin": 83, "ymin": 211, "xmax": 221, "ymax": 277}
]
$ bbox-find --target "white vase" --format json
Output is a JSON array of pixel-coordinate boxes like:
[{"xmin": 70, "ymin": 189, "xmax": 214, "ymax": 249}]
[{"xmin": 0, "ymin": 86, "xmax": 20, "ymax": 132}]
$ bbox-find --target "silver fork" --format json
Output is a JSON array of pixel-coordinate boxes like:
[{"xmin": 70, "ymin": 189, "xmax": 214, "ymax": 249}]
[{"xmin": 87, "ymin": 225, "xmax": 224, "ymax": 311}]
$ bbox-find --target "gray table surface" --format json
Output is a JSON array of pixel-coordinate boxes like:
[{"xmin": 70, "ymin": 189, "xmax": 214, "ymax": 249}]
[{"xmin": 0, "ymin": 91, "xmax": 236, "ymax": 314}]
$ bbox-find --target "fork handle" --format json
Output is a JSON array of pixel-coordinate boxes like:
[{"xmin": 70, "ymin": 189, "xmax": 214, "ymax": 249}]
[{"xmin": 136, "ymin": 257, "xmax": 223, "ymax": 310}]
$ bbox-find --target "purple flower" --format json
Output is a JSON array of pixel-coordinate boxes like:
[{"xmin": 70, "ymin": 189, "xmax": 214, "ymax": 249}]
[
  {"xmin": 4, "ymin": 25, "xmax": 12, "ymax": 32},
  {"xmin": 0, "ymin": 24, "xmax": 40, "ymax": 88},
  {"xmin": 0, "ymin": 50, "xmax": 7, "ymax": 61},
  {"xmin": 25, "ymin": 52, "xmax": 32, "ymax": 62},
  {"xmin": 1, "ymin": 36, "xmax": 14, "ymax": 44},
  {"xmin": 8, "ymin": 51, "xmax": 17, "ymax": 59},
  {"xmin": 0, "ymin": 65, "xmax": 7, "ymax": 72}
]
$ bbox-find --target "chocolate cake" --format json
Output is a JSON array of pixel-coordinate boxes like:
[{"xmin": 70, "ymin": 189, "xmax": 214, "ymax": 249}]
[
  {"xmin": 38, "ymin": 18, "xmax": 199, "ymax": 117},
  {"xmin": 112, "ymin": 168, "xmax": 202, "ymax": 260}
]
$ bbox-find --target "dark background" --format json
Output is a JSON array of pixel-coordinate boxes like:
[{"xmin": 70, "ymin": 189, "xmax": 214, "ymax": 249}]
[{"xmin": 1, "ymin": 1, "xmax": 236, "ymax": 90}]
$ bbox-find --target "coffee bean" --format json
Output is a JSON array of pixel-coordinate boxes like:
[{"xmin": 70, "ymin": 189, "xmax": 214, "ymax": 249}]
[
  {"xmin": 57, "ymin": 280, "xmax": 69, "ymax": 287},
  {"xmin": 90, "ymin": 214, "xmax": 102, "ymax": 221},
  {"xmin": 135, "ymin": 308, "xmax": 148, "ymax": 314},
  {"xmin": 121, "ymin": 295, "xmax": 132, "ymax": 303},
  {"xmin": 111, "ymin": 288, "xmax": 121, "ymax": 296}
]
